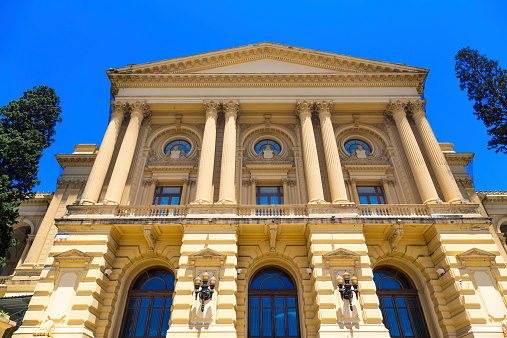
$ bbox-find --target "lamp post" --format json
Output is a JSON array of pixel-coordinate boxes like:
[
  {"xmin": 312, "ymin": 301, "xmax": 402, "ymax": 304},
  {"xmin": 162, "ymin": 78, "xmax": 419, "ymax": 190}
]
[
  {"xmin": 336, "ymin": 272, "xmax": 359, "ymax": 311},
  {"xmin": 194, "ymin": 271, "xmax": 216, "ymax": 312}
]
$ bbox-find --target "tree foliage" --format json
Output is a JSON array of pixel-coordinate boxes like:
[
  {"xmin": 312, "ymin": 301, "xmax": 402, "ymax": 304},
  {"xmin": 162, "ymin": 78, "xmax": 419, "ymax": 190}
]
[
  {"xmin": 0, "ymin": 86, "xmax": 62, "ymax": 266},
  {"xmin": 455, "ymin": 47, "xmax": 507, "ymax": 153}
]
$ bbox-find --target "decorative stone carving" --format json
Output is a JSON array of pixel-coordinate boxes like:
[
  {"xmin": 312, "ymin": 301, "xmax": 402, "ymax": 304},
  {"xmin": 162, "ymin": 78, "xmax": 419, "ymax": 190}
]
[
  {"xmin": 456, "ymin": 248, "xmax": 497, "ymax": 266},
  {"xmin": 33, "ymin": 318, "xmax": 55, "ymax": 336},
  {"xmin": 388, "ymin": 224, "xmax": 404, "ymax": 251},
  {"xmin": 143, "ymin": 227, "xmax": 157, "ymax": 251},
  {"xmin": 269, "ymin": 224, "xmax": 278, "ymax": 251},
  {"xmin": 323, "ymin": 248, "xmax": 360, "ymax": 268},
  {"xmin": 385, "ymin": 99, "xmax": 407, "ymax": 117}
]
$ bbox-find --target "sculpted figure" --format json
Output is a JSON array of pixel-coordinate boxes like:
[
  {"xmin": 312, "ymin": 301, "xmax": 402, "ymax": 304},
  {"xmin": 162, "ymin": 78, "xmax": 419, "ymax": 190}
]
[
  {"xmin": 262, "ymin": 144, "xmax": 276, "ymax": 159},
  {"xmin": 355, "ymin": 145, "xmax": 369, "ymax": 159},
  {"xmin": 170, "ymin": 145, "xmax": 183, "ymax": 159}
]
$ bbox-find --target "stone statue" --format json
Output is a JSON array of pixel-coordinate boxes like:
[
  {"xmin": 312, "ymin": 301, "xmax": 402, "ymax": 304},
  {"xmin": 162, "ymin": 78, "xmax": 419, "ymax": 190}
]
[
  {"xmin": 262, "ymin": 144, "xmax": 277, "ymax": 159},
  {"xmin": 355, "ymin": 145, "xmax": 369, "ymax": 159},
  {"xmin": 170, "ymin": 145, "xmax": 183, "ymax": 159}
]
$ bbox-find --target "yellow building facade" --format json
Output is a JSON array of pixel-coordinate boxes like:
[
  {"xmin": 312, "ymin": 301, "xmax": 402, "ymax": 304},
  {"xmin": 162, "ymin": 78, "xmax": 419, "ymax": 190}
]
[{"xmin": 3, "ymin": 43, "xmax": 507, "ymax": 337}]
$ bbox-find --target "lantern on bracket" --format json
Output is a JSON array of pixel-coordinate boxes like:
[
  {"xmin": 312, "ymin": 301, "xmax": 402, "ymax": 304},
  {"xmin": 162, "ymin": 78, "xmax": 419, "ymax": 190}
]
[
  {"xmin": 194, "ymin": 271, "xmax": 216, "ymax": 312},
  {"xmin": 336, "ymin": 272, "xmax": 359, "ymax": 311}
]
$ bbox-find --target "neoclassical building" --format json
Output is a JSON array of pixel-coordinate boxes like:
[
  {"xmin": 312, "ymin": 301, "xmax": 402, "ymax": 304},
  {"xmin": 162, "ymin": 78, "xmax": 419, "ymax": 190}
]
[{"xmin": 2, "ymin": 43, "xmax": 507, "ymax": 338}]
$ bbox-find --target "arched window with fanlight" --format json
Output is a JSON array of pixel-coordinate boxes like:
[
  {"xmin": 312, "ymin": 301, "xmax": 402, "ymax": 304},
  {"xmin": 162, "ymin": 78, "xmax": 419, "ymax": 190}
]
[
  {"xmin": 164, "ymin": 140, "xmax": 191, "ymax": 156},
  {"xmin": 248, "ymin": 267, "xmax": 300, "ymax": 338},
  {"xmin": 374, "ymin": 267, "xmax": 429, "ymax": 338},
  {"xmin": 119, "ymin": 268, "xmax": 175, "ymax": 338}
]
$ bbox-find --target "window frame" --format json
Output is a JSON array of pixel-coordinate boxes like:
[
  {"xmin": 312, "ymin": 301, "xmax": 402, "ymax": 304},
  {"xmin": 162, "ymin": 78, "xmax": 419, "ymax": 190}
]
[
  {"xmin": 152, "ymin": 186, "xmax": 182, "ymax": 206},
  {"xmin": 357, "ymin": 186, "xmax": 386, "ymax": 205},
  {"xmin": 256, "ymin": 186, "xmax": 284, "ymax": 205}
]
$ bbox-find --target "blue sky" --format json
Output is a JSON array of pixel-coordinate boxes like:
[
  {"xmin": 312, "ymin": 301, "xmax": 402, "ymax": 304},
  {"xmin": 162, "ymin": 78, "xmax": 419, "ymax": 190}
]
[{"xmin": 1, "ymin": 1, "xmax": 506, "ymax": 193}]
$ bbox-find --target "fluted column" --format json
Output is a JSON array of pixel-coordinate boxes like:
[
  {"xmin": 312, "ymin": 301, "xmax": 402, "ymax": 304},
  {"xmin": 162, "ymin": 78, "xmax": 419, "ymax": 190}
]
[
  {"xmin": 409, "ymin": 100, "xmax": 463, "ymax": 203},
  {"xmin": 104, "ymin": 101, "xmax": 149, "ymax": 205},
  {"xmin": 194, "ymin": 101, "xmax": 219, "ymax": 204},
  {"xmin": 281, "ymin": 179, "xmax": 290, "ymax": 204},
  {"xmin": 147, "ymin": 179, "xmax": 158, "ymax": 205},
  {"xmin": 218, "ymin": 101, "xmax": 239, "ymax": 204},
  {"xmin": 316, "ymin": 100, "xmax": 350, "ymax": 204},
  {"xmin": 296, "ymin": 100, "xmax": 325, "ymax": 204},
  {"xmin": 81, "ymin": 101, "xmax": 127, "ymax": 204},
  {"xmin": 349, "ymin": 178, "xmax": 360, "ymax": 204},
  {"xmin": 386, "ymin": 100, "xmax": 439, "ymax": 204},
  {"xmin": 290, "ymin": 180, "xmax": 301, "ymax": 204},
  {"xmin": 249, "ymin": 178, "xmax": 257, "ymax": 205},
  {"xmin": 181, "ymin": 179, "xmax": 190, "ymax": 205},
  {"xmin": 380, "ymin": 178, "xmax": 394, "ymax": 204}
]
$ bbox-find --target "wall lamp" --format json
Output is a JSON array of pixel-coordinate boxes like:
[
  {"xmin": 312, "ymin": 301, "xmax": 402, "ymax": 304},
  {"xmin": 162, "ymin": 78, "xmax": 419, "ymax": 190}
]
[
  {"xmin": 194, "ymin": 271, "xmax": 216, "ymax": 312},
  {"xmin": 336, "ymin": 272, "xmax": 359, "ymax": 311}
]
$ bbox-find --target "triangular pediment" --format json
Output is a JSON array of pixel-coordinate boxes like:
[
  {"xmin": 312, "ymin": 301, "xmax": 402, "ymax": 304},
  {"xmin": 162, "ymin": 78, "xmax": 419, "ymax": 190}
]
[
  {"xmin": 53, "ymin": 249, "xmax": 93, "ymax": 263},
  {"xmin": 323, "ymin": 247, "xmax": 361, "ymax": 259},
  {"xmin": 189, "ymin": 248, "xmax": 226, "ymax": 259},
  {"xmin": 456, "ymin": 248, "xmax": 497, "ymax": 261},
  {"xmin": 111, "ymin": 42, "xmax": 427, "ymax": 75}
]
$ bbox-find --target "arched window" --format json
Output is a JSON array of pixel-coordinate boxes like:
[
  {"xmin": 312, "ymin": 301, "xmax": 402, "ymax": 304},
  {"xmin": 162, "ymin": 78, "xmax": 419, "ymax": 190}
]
[
  {"xmin": 344, "ymin": 139, "xmax": 371, "ymax": 155},
  {"xmin": 254, "ymin": 140, "xmax": 281, "ymax": 155},
  {"xmin": 164, "ymin": 140, "xmax": 191, "ymax": 155},
  {"xmin": 248, "ymin": 267, "xmax": 299, "ymax": 338},
  {"xmin": 374, "ymin": 267, "xmax": 429, "ymax": 338},
  {"xmin": 120, "ymin": 268, "xmax": 175, "ymax": 338}
]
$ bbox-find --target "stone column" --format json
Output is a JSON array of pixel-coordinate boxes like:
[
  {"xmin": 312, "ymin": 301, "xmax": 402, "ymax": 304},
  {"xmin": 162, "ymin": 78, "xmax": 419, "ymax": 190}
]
[
  {"xmin": 409, "ymin": 100, "xmax": 463, "ymax": 203},
  {"xmin": 194, "ymin": 101, "xmax": 219, "ymax": 204},
  {"xmin": 24, "ymin": 180, "xmax": 69, "ymax": 264},
  {"xmin": 296, "ymin": 100, "xmax": 325, "ymax": 204},
  {"xmin": 386, "ymin": 100, "xmax": 439, "ymax": 204},
  {"xmin": 349, "ymin": 178, "xmax": 360, "ymax": 204},
  {"xmin": 181, "ymin": 179, "xmax": 190, "ymax": 205},
  {"xmin": 290, "ymin": 180, "xmax": 301, "ymax": 204},
  {"xmin": 242, "ymin": 180, "xmax": 250, "ymax": 204},
  {"xmin": 281, "ymin": 179, "xmax": 290, "ymax": 204},
  {"xmin": 218, "ymin": 101, "xmax": 239, "ymax": 204},
  {"xmin": 147, "ymin": 179, "xmax": 158, "ymax": 205},
  {"xmin": 249, "ymin": 178, "xmax": 257, "ymax": 205},
  {"xmin": 380, "ymin": 178, "xmax": 394, "ymax": 204},
  {"xmin": 316, "ymin": 100, "xmax": 349, "ymax": 204},
  {"xmin": 81, "ymin": 101, "xmax": 127, "ymax": 204},
  {"xmin": 104, "ymin": 101, "xmax": 149, "ymax": 205}
]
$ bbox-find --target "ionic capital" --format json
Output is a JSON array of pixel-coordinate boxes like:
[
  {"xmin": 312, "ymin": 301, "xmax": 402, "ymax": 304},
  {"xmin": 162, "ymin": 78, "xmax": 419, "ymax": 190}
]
[
  {"xmin": 385, "ymin": 99, "xmax": 408, "ymax": 118},
  {"xmin": 203, "ymin": 100, "xmax": 220, "ymax": 117},
  {"xmin": 129, "ymin": 100, "xmax": 150, "ymax": 118},
  {"xmin": 296, "ymin": 100, "xmax": 314, "ymax": 118},
  {"xmin": 222, "ymin": 100, "xmax": 240, "ymax": 117},
  {"xmin": 316, "ymin": 100, "xmax": 333, "ymax": 116},
  {"xmin": 407, "ymin": 99, "xmax": 427, "ymax": 118}
]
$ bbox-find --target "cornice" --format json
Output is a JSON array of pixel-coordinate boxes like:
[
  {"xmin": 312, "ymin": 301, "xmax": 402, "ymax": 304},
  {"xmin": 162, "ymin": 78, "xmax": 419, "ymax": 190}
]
[
  {"xmin": 444, "ymin": 153, "xmax": 474, "ymax": 166},
  {"xmin": 55, "ymin": 154, "xmax": 96, "ymax": 168}
]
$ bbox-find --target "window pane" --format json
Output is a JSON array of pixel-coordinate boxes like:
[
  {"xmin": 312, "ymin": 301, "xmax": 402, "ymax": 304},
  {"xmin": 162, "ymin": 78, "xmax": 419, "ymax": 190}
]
[
  {"xmin": 262, "ymin": 307, "xmax": 272, "ymax": 336},
  {"xmin": 143, "ymin": 278, "xmax": 166, "ymax": 291},
  {"xmin": 275, "ymin": 297, "xmax": 284, "ymax": 308},
  {"xmin": 259, "ymin": 196, "xmax": 268, "ymax": 205},
  {"xmin": 271, "ymin": 196, "xmax": 280, "ymax": 205},
  {"xmin": 379, "ymin": 277, "xmax": 402, "ymax": 289},
  {"xmin": 122, "ymin": 309, "xmax": 136, "ymax": 337},
  {"xmin": 160, "ymin": 308, "xmax": 171, "ymax": 335},
  {"xmin": 385, "ymin": 308, "xmax": 400, "ymax": 336},
  {"xmin": 398, "ymin": 308, "xmax": 414, "ymax": 336},
  {"xmin": 262, "ymin": 278, "xmax": 284, "ymax": 289},
  {"xmin": 396, "ymin": 297, "xmax": 406, "ymax": 308},
  {"xmin": 148, "ymin": 308, "xmax": 162, "ymax": 336},
  {"xmin": 251, "ymin": 297, "xmax": 259, "ymax": 307},
  {"xmin": 287, "ymin": 307, "xmax": 298, "ymax": 336},
  {"xmin": 359, "ymin": 196, "xmax": 368, "ymax": 204},
  {"xmin": 275, "ymin": 308, "xmax": 285, "ymax": 336},
  {"xmin": 262, "ymin": 297, "xmax": 272, "ymax": 308},
  {"xmin": 128, "ymin": 298, "xmax": 138, "ymax": 308},
  {"xmin": 140, "ymin": 298, "xmax": 151, "ymax": 307},
  {"xmin": 153, "ymin": 298, "xmax": 163, "ymax": 308},
  {"xmin": 165, "ymin": 298, "xmax": 173, "ymax": 307},
  {"xmin": 410, "ymin": 307, "xmax": 426, "ymax": 336},
  {"xmin": 382, "ymin": 297, "xmax": 394, "ymax": 307},
  {"xmin": 160, "ymin": 197, "xmax": 169, "ymax": 205},
  {"xmin": 358, "ymin": 187, "xmax": 376, "ymax": 193},
  {"xmin": 170, "ymin": 197, "xmax": 180, "ymax": 205},
  {"xmin": 250, "ymin": 308, "xmax": 260, "ymax": 337},
  {"xmin": 163, "ymin": 187, "xmax": 181, "ymax": 194},
  {"xmin": 260, "ymin": 187, "xmax": 278, "ymax": 193},
  {"xmin": 134, "ymin": 309, "xmax": 149, "ymax": 337},
  {"xmin": 370, "ymin": 196, "xmax": 379, "ymax": 204},
  {"xmin": 287, "ymin": 297, "xmax": 295, "ymax": 308}
]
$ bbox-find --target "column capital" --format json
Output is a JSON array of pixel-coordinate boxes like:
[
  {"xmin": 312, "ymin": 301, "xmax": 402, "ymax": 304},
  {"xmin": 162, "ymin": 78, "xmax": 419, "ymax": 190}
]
[
  {"xmin": 243, "ymin": 180, "xmax": 251, "ymax": 187},
  {"xmin": 249, "ymin": 178, "xmax": 258, "ymax": 185},
  {"xmin": 281, "ymin": 178, "xmax": 289, "ymax": 184},
  {"xmin": 149, "ymin": 178, "xmax": 159, "ymax": 186},
  {"xmin": 203, "ymin": 100, "xmax": 220, "ymax": 117},
  {"xmin": 110, "ymin": 100, "xmax": 128, "ymax": 117},
  {"xmin": 407, "ymin": 99, "xmax": 427, "ymax": 118},
  {"xmin": 69, "ymin": 179, "xmax": 86, "ymax": 189},
  {"xmin": 222, "ymin": 100, "xmax": 240, "ymax": 117},
  {"xmin": 182, "ymin": 178, "xmax": 190, "ymax": 185},
  {"xmin": 289, "ymin": 180, "xmax": 297, "ymax": 187},
  {"xmin": 295, "ymin": 100, "xmax": 314, "ymax": 117},
  {"xmin": 385, "ymin": 99, "xmax": 408, "ymax": 118},
  {"xmin": 350, "ymin": 178, "xmax": 357, "ymax": 184},
  {"xmin": 316, "ymin": 100, "xmax": 333, "ymax": 116},
  {"xmin": 129, "ymin": 100, "xmax": 150, "ymax": 118},
  {"xmin": 56, "ymin": 179, "xmax": 69, "ymax": 190}
]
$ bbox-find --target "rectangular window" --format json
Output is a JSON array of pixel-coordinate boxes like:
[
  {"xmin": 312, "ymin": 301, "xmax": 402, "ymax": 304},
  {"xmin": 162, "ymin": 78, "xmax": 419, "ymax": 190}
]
[
  {"xmin": 153, "ymin": 186, "xmax": 182, "ymax": 205},
  {"xmin": 357, "ymin": 186, "xmax": 385, "ymax": 205},
  {"xmin": 256, "ymin": 186, "xmax": 284, "ymax": 205}
]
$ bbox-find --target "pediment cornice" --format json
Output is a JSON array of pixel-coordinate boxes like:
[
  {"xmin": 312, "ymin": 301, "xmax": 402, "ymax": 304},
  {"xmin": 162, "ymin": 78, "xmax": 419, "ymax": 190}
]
[{"xmin": 108, "ymin": 43, "xmax": 428, "ymax": 93}]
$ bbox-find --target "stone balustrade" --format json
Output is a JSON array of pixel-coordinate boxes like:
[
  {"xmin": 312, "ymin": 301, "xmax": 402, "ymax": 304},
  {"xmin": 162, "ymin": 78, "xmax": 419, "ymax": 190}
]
[{"xmin": 64, "ymin": 203, "xmax": 482, "ymax": 219}]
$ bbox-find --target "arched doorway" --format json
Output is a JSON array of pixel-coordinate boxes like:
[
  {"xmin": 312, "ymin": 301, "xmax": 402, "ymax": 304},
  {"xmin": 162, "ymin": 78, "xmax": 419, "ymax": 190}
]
[
  {"xmin": 119, "ymin": 267, "xmax": 175, "ymax": 338},
  {"xmin": 374, "ymin": 267, "xmax": 429, "ymax": 338},
  {"xmin": 248, "ymin": 267, "xmax": 300, "ymax": 338}
]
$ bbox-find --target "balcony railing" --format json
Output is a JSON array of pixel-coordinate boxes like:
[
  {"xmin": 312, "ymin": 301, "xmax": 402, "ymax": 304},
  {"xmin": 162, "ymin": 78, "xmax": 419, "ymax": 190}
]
[{"xmin": 64, "ymin": 203, "xmax": 482, "ymax": 219}]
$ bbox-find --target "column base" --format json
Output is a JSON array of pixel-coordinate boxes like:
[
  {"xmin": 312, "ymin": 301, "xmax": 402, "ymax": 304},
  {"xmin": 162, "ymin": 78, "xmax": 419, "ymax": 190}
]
[
  {"xmin": 332, "ymin": 199, "xmax": 352, "ymax": 204},
  {"xmin": 80, "ymin": 198, "xmax": 96, "ymax": 205},
  {"xmin": 104, "ymin": 198, "xmax": 120, "ymax": 205},
  {"xmin": 191, "ymin": 199, "xmax": 212, "ymax": 204},
  {"xmin": 308, "ymin": 199, "xmax": 328, "ymax": 204},
  {"xmin": 215, "ymin": 199, "xmax": 236, "ymax": 204},
  {"xmin": 422, "ymin": 197, "xmax": 439, "ymax": 204},
  {"xmin": 448, "ymin": 197, "xmax": 464, "ymax": 204}
]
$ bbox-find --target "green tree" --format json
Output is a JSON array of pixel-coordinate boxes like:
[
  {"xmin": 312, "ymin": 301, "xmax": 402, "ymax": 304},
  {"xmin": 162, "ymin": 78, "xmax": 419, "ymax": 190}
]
[
  {"xmin": 455, "ymin": 47, "xmax": 507, "ymax": 153},
  {"xmin": 0, "ymin": 86, "xmax": 62, "ymax": 266}
]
